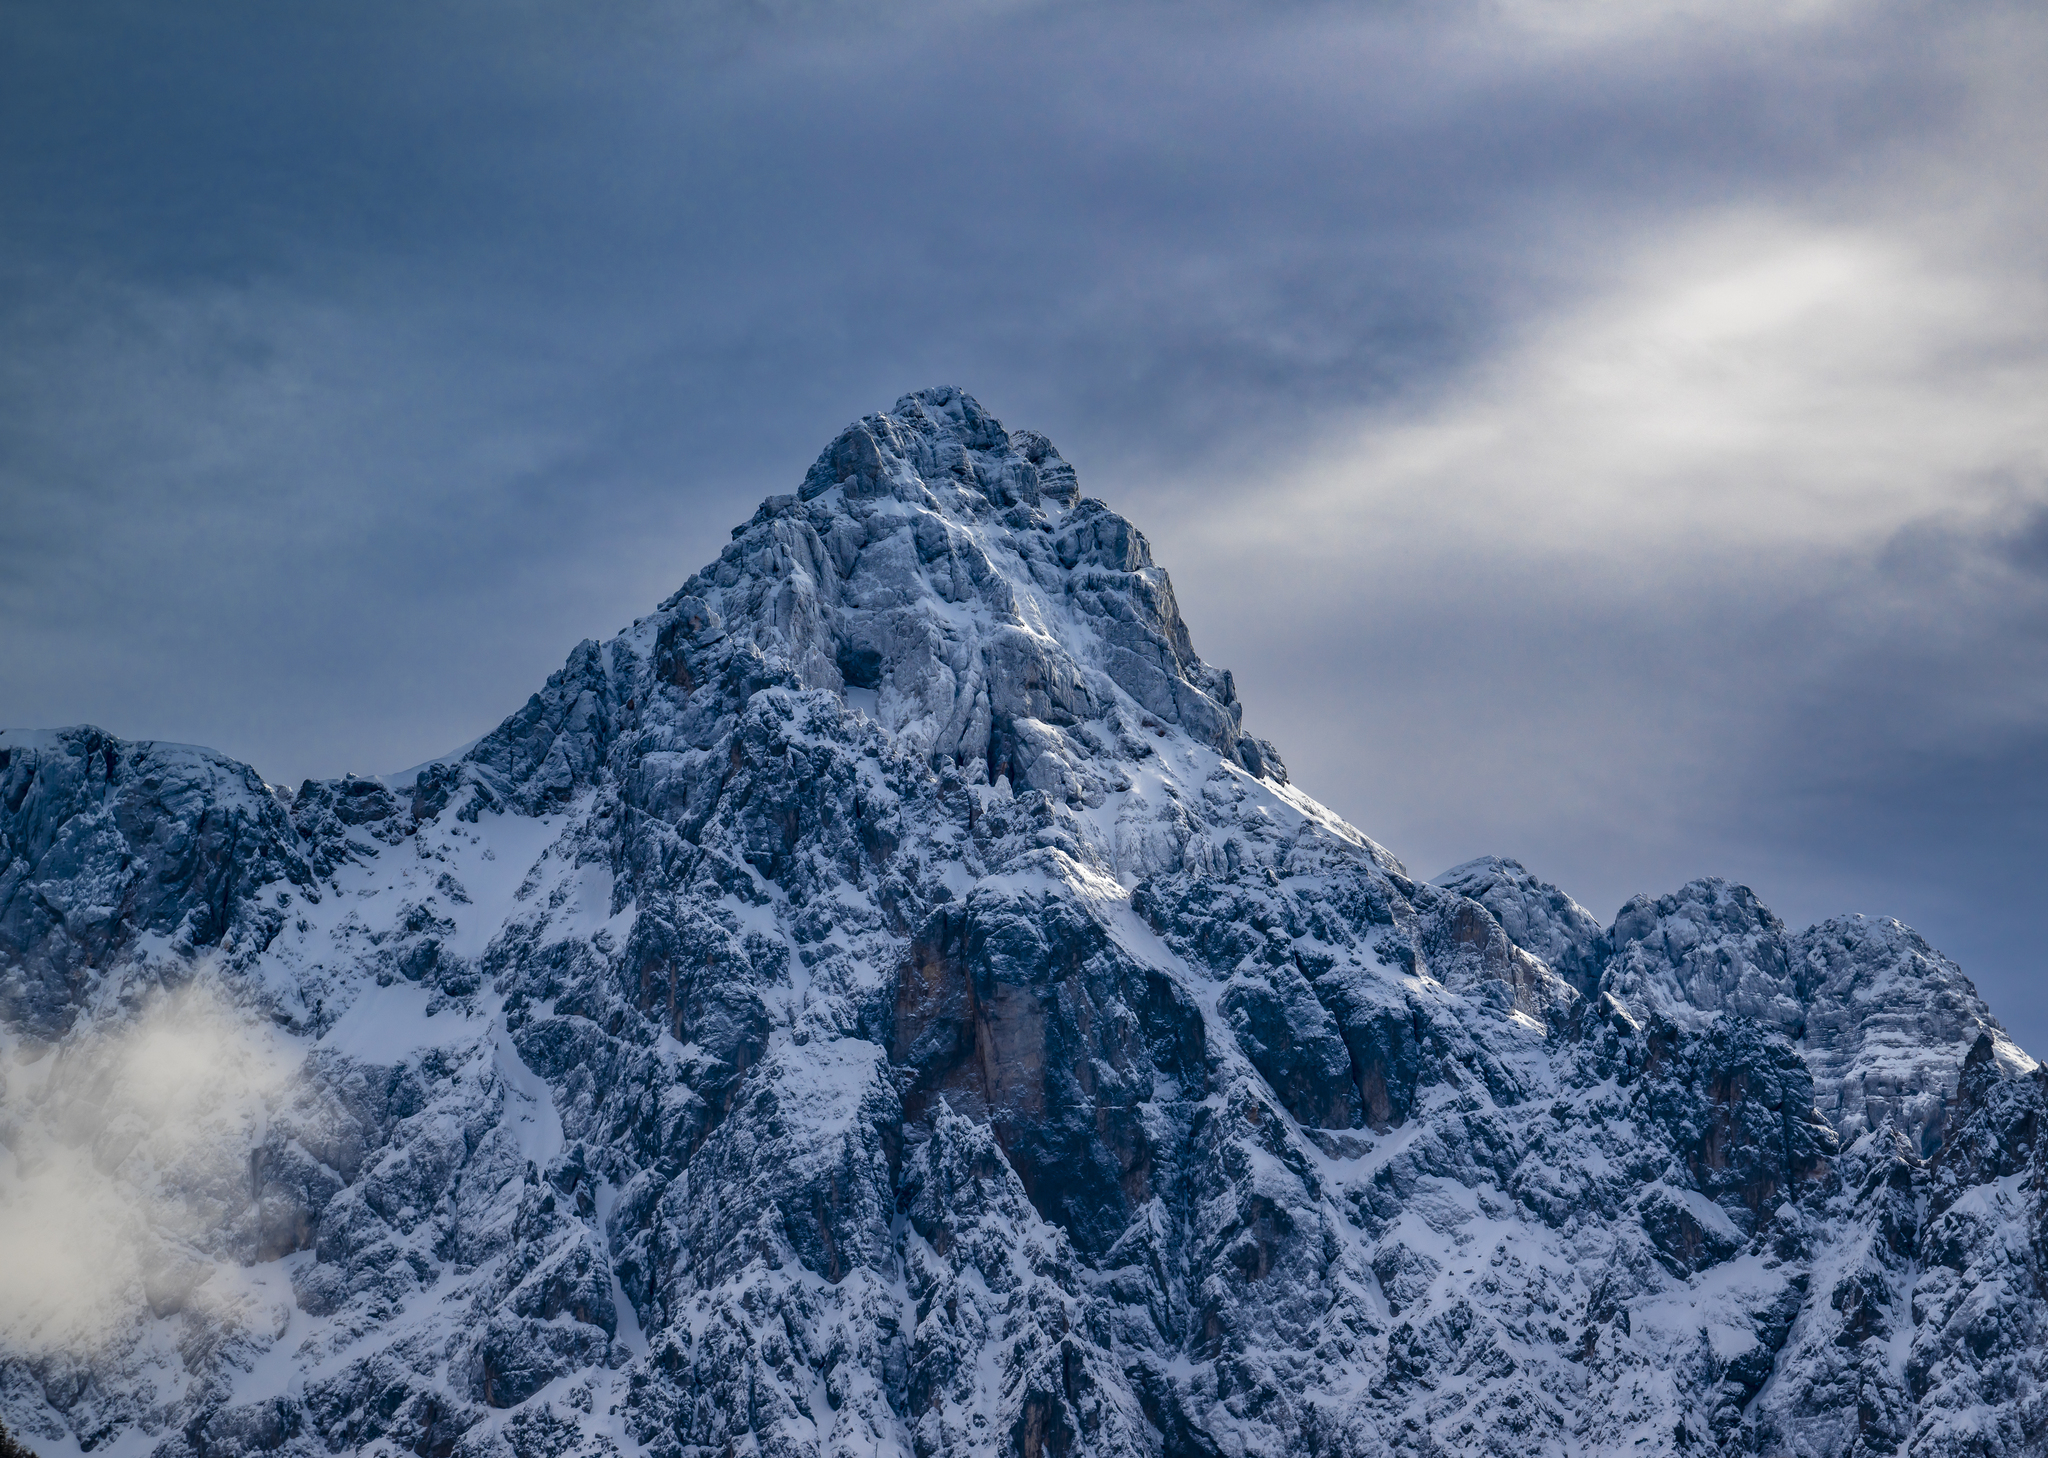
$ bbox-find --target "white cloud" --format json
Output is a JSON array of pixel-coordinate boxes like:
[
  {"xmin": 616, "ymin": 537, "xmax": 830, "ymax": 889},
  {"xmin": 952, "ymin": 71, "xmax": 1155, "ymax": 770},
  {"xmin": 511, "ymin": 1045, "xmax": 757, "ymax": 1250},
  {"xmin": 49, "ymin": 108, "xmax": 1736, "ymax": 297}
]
[
  {"xmin": 1194, "ymin": 211, "xmax": 2047, "ymax": 578},
  {"xmin": 1487, "ymin": 0, "xmax": 1860, "ymax": 49},
  {"xmin": 0, "ymin": 979, "xmax": 294, "ymax": 1356}
]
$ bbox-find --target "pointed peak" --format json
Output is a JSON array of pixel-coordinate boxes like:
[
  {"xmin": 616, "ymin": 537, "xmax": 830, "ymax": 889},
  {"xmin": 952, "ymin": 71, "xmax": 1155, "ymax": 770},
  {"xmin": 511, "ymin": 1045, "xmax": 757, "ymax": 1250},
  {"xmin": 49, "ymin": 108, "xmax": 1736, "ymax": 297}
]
[
  {"xmin": 793, "ymin": 388, "xmax": 1079, "ymax": 515},
  {"xmin": 890, "ymin": 385, "xmax": 1006, "ymax": 444},
  {"xmin": 1435, "ymin": 854, "xmax": 1533, "ymax": 885},
  {"xmin": 459, "ymin": 389, "xmax": 1284, "ymax": 811},
  {"xmin": 1435, "ymin": 854, "xmax": 1606, "ymax": 996},
  {"xmin": 1612, "ymin": 876, "xmax": 1783, "ymax": 939}
]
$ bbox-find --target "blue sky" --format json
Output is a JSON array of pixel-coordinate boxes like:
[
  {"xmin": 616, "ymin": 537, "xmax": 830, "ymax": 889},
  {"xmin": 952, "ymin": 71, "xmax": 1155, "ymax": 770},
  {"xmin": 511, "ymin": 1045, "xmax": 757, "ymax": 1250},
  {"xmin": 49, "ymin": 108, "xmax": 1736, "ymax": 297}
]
[{"xmin": 5, "ymin": 0, "xmax": 2046, "ymax": 1043}]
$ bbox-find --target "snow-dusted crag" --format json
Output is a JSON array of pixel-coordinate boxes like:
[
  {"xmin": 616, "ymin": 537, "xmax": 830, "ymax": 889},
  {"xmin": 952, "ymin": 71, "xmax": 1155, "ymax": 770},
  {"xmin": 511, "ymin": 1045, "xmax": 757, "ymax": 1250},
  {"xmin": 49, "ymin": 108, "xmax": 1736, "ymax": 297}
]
[{"xmin": 3, "ymin": 388, "xmax": 2046, "ymax": 1458}]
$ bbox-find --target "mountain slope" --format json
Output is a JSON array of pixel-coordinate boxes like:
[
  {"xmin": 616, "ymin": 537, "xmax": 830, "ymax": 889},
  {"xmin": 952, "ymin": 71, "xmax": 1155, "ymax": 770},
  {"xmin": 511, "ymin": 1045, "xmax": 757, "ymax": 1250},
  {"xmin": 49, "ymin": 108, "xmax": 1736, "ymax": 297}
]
[{"xmin": 1, "ymin": 388, "xmax": 2043, "ymax": 1458}]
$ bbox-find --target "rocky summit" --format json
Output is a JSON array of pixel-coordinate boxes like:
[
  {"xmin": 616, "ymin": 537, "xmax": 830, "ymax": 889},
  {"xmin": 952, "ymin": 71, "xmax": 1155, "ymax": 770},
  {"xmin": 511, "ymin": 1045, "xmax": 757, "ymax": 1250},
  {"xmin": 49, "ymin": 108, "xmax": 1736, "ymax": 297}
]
[{"xmin": 3, "ymin": 387, "xmax": 2045, "ymax": 1458}]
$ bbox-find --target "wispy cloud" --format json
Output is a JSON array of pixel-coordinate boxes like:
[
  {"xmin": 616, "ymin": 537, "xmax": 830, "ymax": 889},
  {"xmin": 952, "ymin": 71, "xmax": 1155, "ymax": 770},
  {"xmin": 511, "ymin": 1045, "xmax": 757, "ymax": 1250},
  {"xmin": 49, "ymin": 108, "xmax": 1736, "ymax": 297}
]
[{"xmin": 1190, "ymin": 211, "xmax": 2046, "ymax": 577}]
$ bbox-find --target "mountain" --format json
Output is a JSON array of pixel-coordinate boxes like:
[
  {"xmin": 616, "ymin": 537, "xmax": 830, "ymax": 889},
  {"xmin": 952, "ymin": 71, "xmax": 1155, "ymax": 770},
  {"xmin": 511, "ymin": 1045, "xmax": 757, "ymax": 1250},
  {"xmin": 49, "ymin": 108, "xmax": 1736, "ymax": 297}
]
[{"xmin": 3, "ymin": 387, "xmax": 2045, "ymax": 1458}]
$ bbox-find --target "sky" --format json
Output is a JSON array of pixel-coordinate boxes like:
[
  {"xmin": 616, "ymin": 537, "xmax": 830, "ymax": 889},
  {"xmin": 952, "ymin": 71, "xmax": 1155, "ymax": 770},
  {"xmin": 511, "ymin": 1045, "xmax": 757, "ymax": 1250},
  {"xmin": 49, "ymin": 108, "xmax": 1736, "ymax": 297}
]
[{"xmin": 4, "ymin": 0, "xmax": 2047, "ymax": 1043}]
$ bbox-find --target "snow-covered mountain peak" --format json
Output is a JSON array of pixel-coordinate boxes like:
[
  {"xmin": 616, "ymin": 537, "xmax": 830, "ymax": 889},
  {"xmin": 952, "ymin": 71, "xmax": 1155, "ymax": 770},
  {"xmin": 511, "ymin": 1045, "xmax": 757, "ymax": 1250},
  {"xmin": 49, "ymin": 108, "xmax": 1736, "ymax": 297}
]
[
  {"xmin": 419, "ymin": 386, "xmax": 1314, "ymax": 915},
  {"xmin": 462, "ymin": 386, "xmax": 1282, "ymax": 814},
  {"xmin": 5, "ymin": 391, "xmax": 2048, "ymax": 1458}
]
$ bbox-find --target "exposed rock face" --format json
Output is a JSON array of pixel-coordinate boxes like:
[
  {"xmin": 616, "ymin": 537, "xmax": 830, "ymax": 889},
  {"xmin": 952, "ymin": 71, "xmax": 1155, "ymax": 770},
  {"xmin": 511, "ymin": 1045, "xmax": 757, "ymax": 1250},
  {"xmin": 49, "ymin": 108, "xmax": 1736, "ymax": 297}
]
[
  {"xmin": 0, "ymin": 728, "xmax": 312, "ymax": 1038},
  {"xmin": 1436, "ymin": 855, "xmax": 1606, "ymax": 998},
  {"xmin": 1, "ymin": 388, "xmax": 2043, "ymax": 1458},
  {"xmin": 1795, "ymin": 915, "xmax": 2019, "ymax": 1156}
]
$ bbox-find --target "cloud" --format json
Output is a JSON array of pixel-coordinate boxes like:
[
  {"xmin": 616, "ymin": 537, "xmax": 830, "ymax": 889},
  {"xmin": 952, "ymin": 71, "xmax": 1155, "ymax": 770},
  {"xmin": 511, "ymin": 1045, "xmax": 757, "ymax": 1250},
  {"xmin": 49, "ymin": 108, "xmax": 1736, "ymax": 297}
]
[
  {"xmin": 0, "ymin": 978, "xmax": 293, "ymax": 1355},
  {"xmin": 1487, "ymin": 0, "xmax": 1859, "ymax": 49},
  {"xmin": 1177, "ymin": 213, "xmax": 2045, "ymax": 570}
]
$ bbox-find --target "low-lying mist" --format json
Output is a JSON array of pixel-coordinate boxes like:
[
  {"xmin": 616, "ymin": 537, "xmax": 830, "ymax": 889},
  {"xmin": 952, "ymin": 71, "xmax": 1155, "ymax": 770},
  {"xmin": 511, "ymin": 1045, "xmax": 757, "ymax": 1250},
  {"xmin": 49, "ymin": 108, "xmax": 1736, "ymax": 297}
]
[{"xmin": 0, "ymin": 978, "xmax": 297, "ymax": 1356}]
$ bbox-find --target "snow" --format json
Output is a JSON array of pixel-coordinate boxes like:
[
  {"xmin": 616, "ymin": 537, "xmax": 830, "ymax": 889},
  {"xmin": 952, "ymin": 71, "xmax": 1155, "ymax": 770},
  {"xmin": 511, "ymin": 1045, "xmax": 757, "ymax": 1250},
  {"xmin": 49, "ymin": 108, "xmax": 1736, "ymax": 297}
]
[
  {"xmin": 318, "ymin": 980, "xmax": 482, "ymax": 1059},
  {"xmin": 841, "ymin": 686, "xmax": 879, "ymax": 720},
  {"xmin": 495, "ymin": 1009, "xmax": 566, "ymax": 1168},
  {"xmin": 378, "ymin": 736, "xmax": 484, "ymax": 788}
]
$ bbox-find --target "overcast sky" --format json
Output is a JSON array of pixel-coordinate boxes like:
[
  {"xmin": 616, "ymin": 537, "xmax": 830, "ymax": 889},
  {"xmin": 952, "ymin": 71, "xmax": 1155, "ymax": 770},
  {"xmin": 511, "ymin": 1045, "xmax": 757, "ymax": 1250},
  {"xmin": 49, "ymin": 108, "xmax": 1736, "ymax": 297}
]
[{"xmin": 5, "ymin": 0, "xmax": 2047, "ymax": 1044}]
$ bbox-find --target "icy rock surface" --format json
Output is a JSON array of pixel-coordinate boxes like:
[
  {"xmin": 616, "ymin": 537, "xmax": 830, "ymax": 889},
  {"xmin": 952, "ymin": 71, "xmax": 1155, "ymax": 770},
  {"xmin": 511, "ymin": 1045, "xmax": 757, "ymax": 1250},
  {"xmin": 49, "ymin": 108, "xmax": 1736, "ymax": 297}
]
[{"xmin": 2, "ymin": 388, "xmax": 2045, "ymax": 1458}]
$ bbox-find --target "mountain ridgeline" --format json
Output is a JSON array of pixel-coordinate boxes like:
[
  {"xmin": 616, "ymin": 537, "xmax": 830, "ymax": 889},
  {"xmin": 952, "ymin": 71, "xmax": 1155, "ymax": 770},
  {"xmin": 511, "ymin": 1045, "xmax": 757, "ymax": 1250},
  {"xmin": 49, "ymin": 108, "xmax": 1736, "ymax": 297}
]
[{"xmin": 2, "ymin": 388, "xmax": 2044, "ymax": 1458}]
